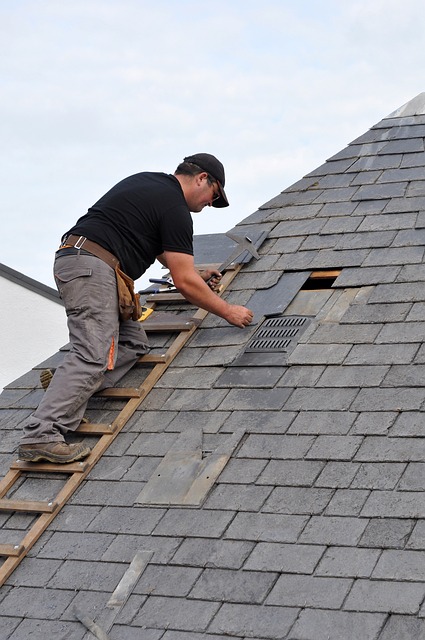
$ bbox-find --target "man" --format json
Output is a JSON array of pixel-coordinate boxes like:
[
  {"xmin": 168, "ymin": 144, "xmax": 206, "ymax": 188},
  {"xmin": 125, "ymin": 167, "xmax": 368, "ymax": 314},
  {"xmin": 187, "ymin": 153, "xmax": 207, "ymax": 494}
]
[{"xmin": 18, "ymin": 153, "xmax": 254, "ymax": 463}]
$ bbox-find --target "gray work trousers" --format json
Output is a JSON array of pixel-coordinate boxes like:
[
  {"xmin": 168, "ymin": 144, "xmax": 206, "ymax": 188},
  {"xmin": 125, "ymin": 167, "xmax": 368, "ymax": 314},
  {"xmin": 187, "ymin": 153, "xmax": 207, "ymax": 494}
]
[{"xmin": 21, "ymin": 252, "xmax": 149, "ymax": 444}]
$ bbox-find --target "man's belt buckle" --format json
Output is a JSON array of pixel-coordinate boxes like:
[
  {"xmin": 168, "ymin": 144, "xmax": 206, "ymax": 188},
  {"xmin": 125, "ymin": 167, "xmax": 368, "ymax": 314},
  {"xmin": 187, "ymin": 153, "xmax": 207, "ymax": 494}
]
[{"xmin": 74, "ymin": 236, "xmax": 86, "ymax": 250}]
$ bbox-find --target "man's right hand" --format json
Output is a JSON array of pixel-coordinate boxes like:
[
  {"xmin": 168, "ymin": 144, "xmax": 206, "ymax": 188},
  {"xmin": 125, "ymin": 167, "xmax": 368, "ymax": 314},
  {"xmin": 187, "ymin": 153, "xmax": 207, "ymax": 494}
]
[{"xmin": 224, "ymin": 304, "xmax": 254, "ymax": 328}]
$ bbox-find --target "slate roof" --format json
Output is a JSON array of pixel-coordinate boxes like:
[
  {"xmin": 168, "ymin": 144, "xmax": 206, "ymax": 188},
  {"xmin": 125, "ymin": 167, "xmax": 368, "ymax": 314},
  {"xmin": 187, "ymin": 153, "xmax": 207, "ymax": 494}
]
[{"xmin": 2, "ymin": 93, "xmax": 425, "ymax": 639}]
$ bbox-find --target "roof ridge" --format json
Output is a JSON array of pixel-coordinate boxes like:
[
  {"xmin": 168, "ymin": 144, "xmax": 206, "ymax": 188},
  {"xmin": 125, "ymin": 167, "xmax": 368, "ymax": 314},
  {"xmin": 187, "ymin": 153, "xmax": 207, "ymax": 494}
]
[{"xmin": 385, "ymin": 91, "xmax": 425, "ymax": 118}]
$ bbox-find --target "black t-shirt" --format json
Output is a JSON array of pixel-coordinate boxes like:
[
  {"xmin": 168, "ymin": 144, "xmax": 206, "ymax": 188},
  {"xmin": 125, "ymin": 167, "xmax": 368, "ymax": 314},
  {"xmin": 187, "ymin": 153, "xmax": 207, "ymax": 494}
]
[{"xmin": 65, "ymin": 172, "xmax": 193, "ymax": 279}]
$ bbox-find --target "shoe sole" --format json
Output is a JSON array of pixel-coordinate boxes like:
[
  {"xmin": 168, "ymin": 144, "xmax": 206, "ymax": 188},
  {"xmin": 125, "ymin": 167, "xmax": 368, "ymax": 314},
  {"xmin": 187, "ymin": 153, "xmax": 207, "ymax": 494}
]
[{"xmin": 18, "ymin": 447, "xmax": 91, "ymax": 464}]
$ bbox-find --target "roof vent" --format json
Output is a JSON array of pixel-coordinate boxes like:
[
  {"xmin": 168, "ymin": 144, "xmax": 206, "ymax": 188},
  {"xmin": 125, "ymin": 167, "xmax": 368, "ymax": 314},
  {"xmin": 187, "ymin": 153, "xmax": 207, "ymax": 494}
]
[{"xmin": 245, "ymin": 315, "xmax": 311, "ymax": 353}]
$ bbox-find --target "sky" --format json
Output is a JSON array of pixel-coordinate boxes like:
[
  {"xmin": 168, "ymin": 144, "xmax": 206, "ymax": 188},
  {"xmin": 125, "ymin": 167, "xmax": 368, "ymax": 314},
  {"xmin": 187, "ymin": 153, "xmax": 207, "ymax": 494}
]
[{"xmin": 1, "ymin": 0, "xmax": 425, "ymax": 291}]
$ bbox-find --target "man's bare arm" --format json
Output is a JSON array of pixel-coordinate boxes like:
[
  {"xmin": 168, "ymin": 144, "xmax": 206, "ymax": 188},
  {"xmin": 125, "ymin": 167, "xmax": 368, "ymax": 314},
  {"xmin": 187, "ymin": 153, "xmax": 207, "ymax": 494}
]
[{"xmin": 157, "ymin": 251, "xmax": 253, "ymax": 328}]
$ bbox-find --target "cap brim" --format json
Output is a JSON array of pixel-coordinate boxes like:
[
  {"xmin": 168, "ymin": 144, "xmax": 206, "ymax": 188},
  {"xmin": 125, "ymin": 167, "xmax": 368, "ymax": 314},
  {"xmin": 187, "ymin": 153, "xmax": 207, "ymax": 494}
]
[{"xmin": 212, "ymin": 182, "xmax": 229, "ymax": 208}]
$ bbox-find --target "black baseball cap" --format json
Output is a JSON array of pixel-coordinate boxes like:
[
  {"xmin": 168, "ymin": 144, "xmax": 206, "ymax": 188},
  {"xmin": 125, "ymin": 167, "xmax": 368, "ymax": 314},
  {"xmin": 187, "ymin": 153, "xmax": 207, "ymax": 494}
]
[{"xmin": 184, "ymin": 153, "xmax": 229, "ymax": 208}]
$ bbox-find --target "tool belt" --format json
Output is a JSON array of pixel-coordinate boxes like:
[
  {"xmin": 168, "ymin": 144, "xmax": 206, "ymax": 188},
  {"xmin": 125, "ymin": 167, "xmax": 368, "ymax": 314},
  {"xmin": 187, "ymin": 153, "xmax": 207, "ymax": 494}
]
[{"xmin": 61, "ymin": 235, "xmax": 141, "ymax": 322}]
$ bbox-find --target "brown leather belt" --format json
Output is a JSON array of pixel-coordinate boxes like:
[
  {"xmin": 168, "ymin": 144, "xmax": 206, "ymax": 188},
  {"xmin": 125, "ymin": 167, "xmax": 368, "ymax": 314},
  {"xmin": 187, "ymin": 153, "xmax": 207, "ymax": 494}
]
[{"xmin": 60, "ymin": 235, "xmax": 120, "ymax": 271}]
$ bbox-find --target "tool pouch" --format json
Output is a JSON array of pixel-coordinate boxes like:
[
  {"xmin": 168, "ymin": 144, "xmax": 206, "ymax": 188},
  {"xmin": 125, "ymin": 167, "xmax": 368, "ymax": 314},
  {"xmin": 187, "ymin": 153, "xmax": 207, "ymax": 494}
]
[{"xmin": 115, "ymin": 265, "xmax": 142, "ymax": 321}]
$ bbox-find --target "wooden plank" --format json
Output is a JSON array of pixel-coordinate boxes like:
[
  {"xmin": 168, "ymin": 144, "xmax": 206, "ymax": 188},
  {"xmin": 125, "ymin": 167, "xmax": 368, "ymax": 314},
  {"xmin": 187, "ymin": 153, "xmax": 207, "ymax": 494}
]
[
  {"xmin": 142, "ymin": 312, "xmax": 199, "ymax": 332},
  {"xmin": 10, "ymin": 460, "xmax": 90, "ymax": 473},
  {"xmin": 138, "ymin": 353, "xmax": 169, "ymax": 364},
  {"xmin": 0, "ymin": 469, "xmax": 21, "ymax": 499},
  {"xmin": 0, "ymin": 499, "xmax": 58, "ymax": 513},
  {"xmin": 146, "ymin": 292, "xmax": 186, "ymax": 303},
  {"xmin": 0, "ymin": 544, "xmax": 25, "ymax": 557},
  {"xmin": 310, "ymin": 269, "xmax": 341, "ymax": 279},
  {"xmin": 76, "ymin": 422, "xmax": 116, "ymax": 435}
]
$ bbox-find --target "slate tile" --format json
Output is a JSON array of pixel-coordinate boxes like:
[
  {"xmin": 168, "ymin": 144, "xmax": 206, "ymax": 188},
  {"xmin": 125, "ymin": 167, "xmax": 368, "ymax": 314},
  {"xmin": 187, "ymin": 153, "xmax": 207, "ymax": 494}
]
[
  {"xmin": 37, "ymin": 531, "xmax": 114, "ymax": 560},
  {"xmin": 351, "ymin": 388, "xmax": 424, "ymax": 412},
  {"xmin": 379, "ymin": 615, "xmax": 425, "ymax": 640},
  {"xmin": 133, "ymin": 595, "xmax": 220, "ymax": 632},
  {"xmin": 283, "ymin": 388, "xmax": 358, "ymax": 411},
  {"xmin": 361, "ymin": 491, "xmax": 425, "ymax": 518},
  {"xmin": 398, "ymin": 463, "xmax": 425, "ymax": 490},
  {"xmin": 217, "ymin": 458, "xmax": 267, "ymax": 483},
  {"xmin": 209, "ymin": 602, "xmax": 299, "ymax": 639},
  {"xmin": 307, "ymin": 158, "xmax": 357, "ymax": 175},
  {"xmin": 161, "ymin": 388, "xmax": 229, "ymax": 411},
  {"xmin": 299, "ymin": 516, "xmax": 368, "ymax": 545},
  {"xmin": 363, "ymin": 246, "xmax": 424, "ymax": 266},
  {"xmin": 122, "ymin": 456, "xmax": 162, "ymax": 481},
  {"xmin": 316, "ymin": 546, "xmax": 380, "ymax": 578},
  {"xmin": 266, "ymin": 573, "xmax": 352, "ymax": 609},
  {"xmin": 171, "ymin": 538, "xmax": 254, "ymax": 569},
  {"xmin": 156, "ymin": 367, "xmax": 222, "ymax": 389},
  {"xmin": 378, "ymin": 166, "xmax": 425, "ymax": 182},
  {"xmin": 313, "ymin": 187, "xmax": 360, "ymax": 203},
  {"xmin": 111, "ymin": 627, "xmax": 162, "ymax": 640},
  {"xmin": 219, "ymin": 388, "xmax": 292, "ymax": 411},
  {"xmin": 257, "ymin": 459, "xmax": 323, "ymax": 487},
  {"xmin": 407, "ymin": 521, "xmax": 425, "ymax": 549},
  {"xmin": 318, "ymin": 201, "xmax": 359, "ymax": 216},
  {"xmin": 345, "ymin": 344, "xmax": 418, "ymax": 366},
  {"xmin": 102, "ymin": 534, "xmax": 181, "ymax": 564},
  {"xmin": 325, "ymin": 489, "xmax": 369, "ymax": 516},
  {"xmin": 348, "ymin": 154, "xmax": 402, "ymax": 172},
  {"xmin": 134, "ymin": 564, "xmax": 201, "ymax": 597},
  {"xmin": 290, "ymin": 608, "xmax": 386, "ymax": 640},
  {"xmin": 350, "ymin": 170, "xmax": 382, "ymax": 185},
  {"xmin": 336, "ymin": 229, "xmax": 396, "ymax": 250},
  {"xmin": 350, "ymin": 412, "xmax": 397, "ymax": 435},
  {"xmin": 49, "ymin": 559, "xmax": 126, "ymax": 591},
  {"xmin": 153, "ymin": 509, "xmax": 234, "ymax": 538},
  {"xmin": 214, "ymin": 367, "xmax": 285, "ymax": 389},
  {"xmin": 401, "ymin": 150, "xmax": 425, "ymax": 167},
  {"xmin": 352, "ymin": 463, "xmax": 406, "ymax": 489},
  {"xmin": 245, "ymin": 542, "xmax": 325, "ymax": 573},
  {"xmin": 372, "ymin": 549, "xmax": 425, "ymax": 581},
  {"xmin": 189, "ymin": 567, "xmax": 276, "ymax": 603},
  {"xmin": 277, "ymin": 365, "xmax": 324, "ymax": 388},
  {"xmin": 321, "ymin": 215, "xmax": 364, "ymax": 234},
  {"xmin": 4, "ymin": 558, "xmax": 62, "ymax": 587},
  {"xmin": 340, "ymin": 302, "xmax": 409, "ymax": 323},
  {"xmin": 384, "ymin": 365, "xmax": 425, "ymax": 389},
  {"xmin": 225, "ymin": 512, "xmax": 308, "ymax": 543},
  {"xmin": 192, "ymin": 345, "xmax": 243, "ymax": 366},
  {"xmin": 353, "ymin": 182, "xmax": 407, "ymax": 200},
  {"xmin": 355, "ymin": 198, "xmax": 391, "ymax": 214},
  {"xmin": 385, "ymin": 195, "xmax": 425, "ymax": 213},
  {"xmin": 237, "ymin": 434, "xmax": 314, "ymax": 459},
  {"xmin": 126, "ymin": 432, "xmax": 178, "ymax": 456},
  {"xmin": 70, "ymin": 479, "xmax": 142, "ymax": 506},
  {"xmin": 306, "ymin": 436, "xmax": 362, "ymax": 461},
  {"xmin": 308, "ymin": 323, "xmax": 381, "ymax": 344},
  {"xmin": 407, "ymin": 301, "xmax": 425, "ymax": 321},
  {"xmin": 355, "ymin": 436, "xmax": 425, "ymax": 462},
  {"xmin": 315, "ymin": 461, "xmax": 360, "ymax": 488},
  {"xmin": 358, "ymin": 211, "xmax": 416, "ymax": 231},
  {"xmin": 263, "ymin": 487, "xmax": 333, "ymax": 515},
  {"xmin": 316, "ymin": 365, "xmax": 387, "ymax": 388},
  {"xmin": 0, "ymin": 586, "xmax": 75, "ymax": 619},
  {"xmin": 344, "ymin": 579, "xmax": 425, "ymax": 614},
  {"xmin": 7, "ymin": 619, "xmax": 85, "ymax": 640},
  {"xmin": 203, "ymin": 483, "xmax": 271, "ymax": 511},
  {"xmin": 87, "ymin": 506, "xmax": 165, "ymax": 534},
  {"xmin": 266, "ymin": 203, "xmax": 323, "ymax": 221},
  {"xmin": 287, "ymin": 343, "xmax": 351, "ymax": 365}
]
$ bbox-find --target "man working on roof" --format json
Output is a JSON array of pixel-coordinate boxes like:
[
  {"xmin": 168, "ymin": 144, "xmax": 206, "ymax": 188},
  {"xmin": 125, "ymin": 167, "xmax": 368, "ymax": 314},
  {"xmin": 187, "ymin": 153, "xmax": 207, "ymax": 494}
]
[{"xmin": 18, "ymin": 153, "xmax": 254, "ymax": 464}]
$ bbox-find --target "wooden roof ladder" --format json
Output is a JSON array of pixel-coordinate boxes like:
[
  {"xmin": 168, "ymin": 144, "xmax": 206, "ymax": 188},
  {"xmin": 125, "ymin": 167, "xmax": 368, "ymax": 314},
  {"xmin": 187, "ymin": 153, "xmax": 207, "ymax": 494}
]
[{"xmin": 0, "ymin": 265, "xmax": 241, "ymax": 587}]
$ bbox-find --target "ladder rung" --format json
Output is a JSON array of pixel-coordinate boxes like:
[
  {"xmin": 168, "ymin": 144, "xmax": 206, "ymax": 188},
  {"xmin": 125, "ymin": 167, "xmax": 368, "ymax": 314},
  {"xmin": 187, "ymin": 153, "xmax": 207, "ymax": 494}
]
[
  {"xmin": 95, "ymin": 388, "xmax": 141, "ymax": 398},
  {"xmin": 138, "ymin": 353, "xmax": 169, "ymax": 364},
  {"xmin": 0, "ymin": 544, "xmax": 25, "ymax": 557},
  {"xmin": 76, "ymin": 422, "xmax": 116, "ymax": 434},
  {"xmin": 146, "ymin": 292, "xmax": 186, "ymax": 303},
  {"xmin": 10, "ymin": 460, "xmax": 90, "ymax": 473},
  {"xmin": 0, "ymin": 499, "xmax": 58, "ymax": 513}
]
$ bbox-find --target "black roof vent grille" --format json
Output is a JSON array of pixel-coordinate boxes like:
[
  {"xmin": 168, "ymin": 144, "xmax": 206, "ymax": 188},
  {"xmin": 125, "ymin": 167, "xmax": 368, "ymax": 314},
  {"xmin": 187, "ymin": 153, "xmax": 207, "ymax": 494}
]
[{"xmin": 245, "ymin": 315, "xmax": 311, "ymax": 353}]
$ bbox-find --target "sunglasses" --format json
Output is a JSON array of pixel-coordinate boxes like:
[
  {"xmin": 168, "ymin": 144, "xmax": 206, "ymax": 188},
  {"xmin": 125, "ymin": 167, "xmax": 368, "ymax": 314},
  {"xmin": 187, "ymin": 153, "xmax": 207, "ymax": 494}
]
[{"xmin": 207, "ymin": 175, "xmax": 221, "ymax": 201}]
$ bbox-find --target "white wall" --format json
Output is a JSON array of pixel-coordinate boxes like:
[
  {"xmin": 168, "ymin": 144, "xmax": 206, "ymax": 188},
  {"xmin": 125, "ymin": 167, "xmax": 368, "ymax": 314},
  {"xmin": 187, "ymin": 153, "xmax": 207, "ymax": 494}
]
[{"xmin": 0, "ymin": 277, "xmax": 69, "ymax": 391}]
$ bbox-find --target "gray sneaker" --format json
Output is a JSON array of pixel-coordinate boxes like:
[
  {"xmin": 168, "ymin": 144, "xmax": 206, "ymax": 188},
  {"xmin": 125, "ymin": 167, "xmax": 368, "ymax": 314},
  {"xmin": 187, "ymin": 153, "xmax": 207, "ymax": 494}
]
[{"xmin": 18, "ymin": 441, "xmax": 91, "ymax": 463}]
